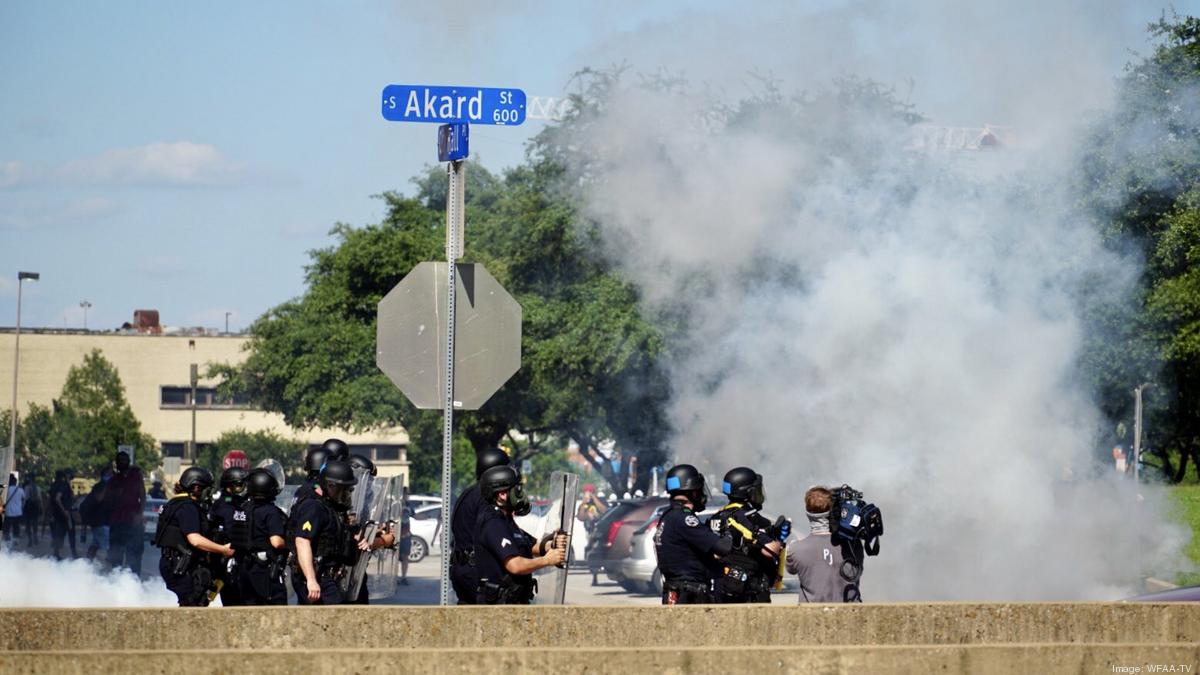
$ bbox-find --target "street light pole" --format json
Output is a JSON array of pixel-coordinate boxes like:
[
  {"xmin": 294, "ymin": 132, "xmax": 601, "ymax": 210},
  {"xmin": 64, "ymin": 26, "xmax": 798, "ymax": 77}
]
[
  {"xmin": 9, "ymin": 272, "xmax": 40, "ymax": 460},
  {"xmin": 80, "ymin": 301, "xmax": 91, "ymax": 330},
  {"xmin": 1133, "ymin": 383, "xmax": 1154, "ymax": 483},
  {"xmin": 189, "ymin": 364, "xmax": 198, "ymax": 463}
]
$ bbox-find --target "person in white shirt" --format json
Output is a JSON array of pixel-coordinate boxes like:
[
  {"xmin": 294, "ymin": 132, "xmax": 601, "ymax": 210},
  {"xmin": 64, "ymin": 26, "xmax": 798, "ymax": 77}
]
[{"xmin": 4, "ymin": 473, "xmax": 26, "ymax": 546}]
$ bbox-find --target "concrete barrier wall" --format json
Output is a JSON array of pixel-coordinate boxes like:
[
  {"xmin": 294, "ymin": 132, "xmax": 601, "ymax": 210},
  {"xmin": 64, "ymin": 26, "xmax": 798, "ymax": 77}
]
[
  {"xmin": 2, "ymin": 645, "xmax": 1199, "ymax": 675},
  {"xmin": 3, "ymin": 604, "xmax": 1199, "ymax": 651}
]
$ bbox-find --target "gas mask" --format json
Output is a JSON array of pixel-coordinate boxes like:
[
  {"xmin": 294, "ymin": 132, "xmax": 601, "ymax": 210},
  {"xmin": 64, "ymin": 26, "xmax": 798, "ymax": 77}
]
[
  {"xmin": 323, "ymin": 482, "xmax": 355, "ymax": 511},
  {"xmin": 748, "ymin": 482, "xmax": 765, "ymax": 510},
  {"xmin": 692, "ymin": 489, "xmax": 708, "ymax": 511},
  {"xmin": 507, "ymin": 484, "xmax": 531, "ymax": 516}
]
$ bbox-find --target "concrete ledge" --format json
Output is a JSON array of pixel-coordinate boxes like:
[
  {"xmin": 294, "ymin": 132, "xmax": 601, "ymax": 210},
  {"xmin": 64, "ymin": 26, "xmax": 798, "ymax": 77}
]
[
  {"xmin": 2, "ymin": 645, "xmax": 1199, "ymax": 675},
  {"xmin": 3, "ymin": 604, "xmax": 1200, "ymax": 651}
]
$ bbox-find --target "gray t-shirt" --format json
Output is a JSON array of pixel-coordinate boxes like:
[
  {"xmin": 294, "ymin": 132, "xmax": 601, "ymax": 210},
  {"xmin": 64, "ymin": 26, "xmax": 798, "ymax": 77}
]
[{"xmin": 785, "ymin": 533, "xmax": 854, "ymax": 602}]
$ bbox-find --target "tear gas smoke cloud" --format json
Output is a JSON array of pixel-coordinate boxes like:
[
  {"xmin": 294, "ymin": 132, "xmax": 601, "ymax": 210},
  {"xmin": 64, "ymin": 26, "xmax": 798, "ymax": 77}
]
[
  {"xmin": 562, "ymin": 5, "xmax": 1191, "ymax": 599},
  {"xmin": 0, "ymin": 552, "xmax": 176, "ymax": 607}
]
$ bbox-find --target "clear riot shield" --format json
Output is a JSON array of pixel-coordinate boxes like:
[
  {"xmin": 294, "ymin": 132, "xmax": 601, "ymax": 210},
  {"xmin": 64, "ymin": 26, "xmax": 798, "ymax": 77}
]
[
  {"xmin": 366, "ymin": 477, "xmax": 404, "ymax": 600},
  {"xmin": 255, "ymin": 458, "xmax": 286, "ymax": 491},
  {"xmin": 342, "ymin": 475, "xmax": 393, "ymax": 602},
  {"xmin": 533, "ymin": 471, "xmax": 579, "ymax": 605}
]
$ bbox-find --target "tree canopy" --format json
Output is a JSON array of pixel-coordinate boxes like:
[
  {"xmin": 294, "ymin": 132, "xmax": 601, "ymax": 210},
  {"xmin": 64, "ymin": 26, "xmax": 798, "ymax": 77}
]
[
  {"xmin": 6, "ymin": 349, "xmax": 158, "ymax": 485},
  {"xmin": 1080, "ymin": 14, "xmax": 1200, "ymax": 480}
]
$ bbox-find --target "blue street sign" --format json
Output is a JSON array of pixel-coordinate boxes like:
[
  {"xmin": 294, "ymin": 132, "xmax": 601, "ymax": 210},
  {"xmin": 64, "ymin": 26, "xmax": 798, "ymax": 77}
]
[
  {"xmin": 382, "ymin": 85, "xmax": 526, "ymax": 126},
  {"xmin": 438, "ymin": 123, "xmax": 469, "ymax": 162}
]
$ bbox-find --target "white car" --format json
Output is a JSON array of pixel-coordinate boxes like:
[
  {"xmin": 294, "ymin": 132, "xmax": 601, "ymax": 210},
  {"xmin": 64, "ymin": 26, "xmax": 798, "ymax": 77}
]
[
  {"xmin": 515, "ymin": 503, "xmax": 588, "ymax": 564},
  {"xmin": 408, "ymin": 504, "xmax": 444, "ymax": 562}
]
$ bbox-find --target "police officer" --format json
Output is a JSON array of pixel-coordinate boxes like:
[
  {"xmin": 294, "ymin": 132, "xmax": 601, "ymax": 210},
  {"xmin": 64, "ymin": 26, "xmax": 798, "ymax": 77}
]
[
  {"xmin": 709, "ymin": 467, "xmax": 786, "ymax": 603},
  {"xmin": 450, "ymin": 448, "xmax": 510, "ymax": 604},
  {"xmin": 288, "ymin": 459, "xmax": 362, "ymax": 604},
  {"xmin": 209, "ymin": 466, "xmax": 249, "ymax": 606},
  {"xmin": 231, "ymin": 468, "xmax": 289, "ymax": 605},
  {"xmin": 154, "ymin": 467, "xmax": 233, "ymax": 606},
  {"xmin": 474, "ymin": 465, "xmax": 567, "ymax": 604},
  {"xmin": 343, "ymin": 453, "xmax": 394, "ymax": 604},
  {"xmin": 292, "ymin": 438, "xmax": 351, "ymax": 506},
  {"xmin": 654, "ymin": 464, "xmax": 733, "ymax": 605}
]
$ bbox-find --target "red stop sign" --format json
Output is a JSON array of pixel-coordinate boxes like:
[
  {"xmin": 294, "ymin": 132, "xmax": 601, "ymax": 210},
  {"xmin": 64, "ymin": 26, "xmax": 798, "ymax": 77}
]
[{"xmin": 222, "ymin": 450, "xmax": 250, "ymax": 470}]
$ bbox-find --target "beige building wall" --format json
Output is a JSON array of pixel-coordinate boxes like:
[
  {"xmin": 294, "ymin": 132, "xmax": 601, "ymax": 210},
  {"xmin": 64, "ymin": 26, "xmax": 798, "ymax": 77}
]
[{"xmin": 0, "ymin": 330, "xmax": 409, "ymax": 481}]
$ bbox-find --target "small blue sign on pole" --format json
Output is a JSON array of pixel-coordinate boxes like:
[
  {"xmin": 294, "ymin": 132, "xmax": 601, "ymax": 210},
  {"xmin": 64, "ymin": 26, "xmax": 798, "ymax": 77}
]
[
  {"xmin": 382, "ymin": 84, "xmax": 526, "ymax": 126},
  {"xmin": 438, "ymin": 123, "xmax": 469, "ymax": 162}
]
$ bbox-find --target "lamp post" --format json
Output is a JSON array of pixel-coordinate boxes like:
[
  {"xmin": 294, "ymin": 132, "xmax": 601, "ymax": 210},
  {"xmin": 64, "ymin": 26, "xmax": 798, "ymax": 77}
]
[
  {"xmin": 80, "ymin": 301, "xmax": 92, "ymax": 330},
  {"xmin": 9, "ymin": 271, "xmax": 40, "ymax": 459},
  {"xmin": 1133, "ymin": 383, "xmax": 1154, "ymax": 483}
]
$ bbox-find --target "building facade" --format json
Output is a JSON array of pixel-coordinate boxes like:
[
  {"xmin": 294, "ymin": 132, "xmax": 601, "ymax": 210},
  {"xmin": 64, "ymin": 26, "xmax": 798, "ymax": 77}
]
[{"xmin": 0, "ymin": 329, "xmax": 409, "ymax": 482}]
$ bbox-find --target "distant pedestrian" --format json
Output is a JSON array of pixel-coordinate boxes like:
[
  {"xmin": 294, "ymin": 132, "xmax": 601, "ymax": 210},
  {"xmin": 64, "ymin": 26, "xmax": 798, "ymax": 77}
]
[
  {"xmin": 106, "ymin": 451, "xmax": 146, "ymax": 576},
  {"xmin": 49, "ymin": 470, "xmax": 78, "ymax": 559},
  {"xmin": 399, "ymin": 489, "xmax": 412, "ymax": 586},
  {"xmin": 4, "ymin": 474, "xmax": 26, "ymax": 546},
  {"xmin": 81, "ymin": 469, "xmax": 112, "ymax": 559},
  {"xmin": 148, "ymin": 480, "xmax": 166, "ymax": 499},
  {"xmin": 23, "ymin": 476, "xmax": 42, "ymax": 547}
]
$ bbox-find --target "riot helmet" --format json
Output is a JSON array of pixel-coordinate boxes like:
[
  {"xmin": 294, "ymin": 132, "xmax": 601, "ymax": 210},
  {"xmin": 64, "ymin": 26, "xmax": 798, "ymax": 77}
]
[
  {"xmin": 304, "ymin": 447, "xmax": 330, "ymax": 479},
  {"xmin": 348, "ymin": 453, "xmax": 377, "ymax": 477},
  {"xmin": 177, "ymin": 467, "xmax": 214, "ymax": 500},
  {"xmin": 246, "ymin": 468, "xmax": 281, "ymax": 502},
  {"xmin": 320, "ymin": 438, "xmax": 351, "ymax": 461},
  {"xmin": 219, "ymin": 466, "xmax": 249, "ymax": 496},
  {"xmin": 665, "ymin": 464, "xmax": 708, "ymax": 510},
  {"xmin": 479, "ymin": 465, "xmax": 531, "ymax": 516},
  {"xmin": 475, "ymin": 447, "xmax": 509, "ymax": 479},
  {"xmin": 722, "ymin": 466, "xmax": 765, "ymax": 508},
  {"xmin": 318, "ymin": 459, "xmax": 357, "ymax": 510}
]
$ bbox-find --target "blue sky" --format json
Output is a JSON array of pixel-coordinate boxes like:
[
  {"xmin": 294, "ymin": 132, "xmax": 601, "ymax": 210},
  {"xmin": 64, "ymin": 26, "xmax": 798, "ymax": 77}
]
[{"xmin": 1, "ymin": 1, "xmax": 1191, "ymax": 331}]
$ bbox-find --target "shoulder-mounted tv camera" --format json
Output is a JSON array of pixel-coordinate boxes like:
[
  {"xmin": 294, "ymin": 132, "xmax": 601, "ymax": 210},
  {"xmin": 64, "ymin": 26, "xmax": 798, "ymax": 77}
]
[{"xmin": 831, "ymin": 485, "xmax": 883, "ymax": 556}]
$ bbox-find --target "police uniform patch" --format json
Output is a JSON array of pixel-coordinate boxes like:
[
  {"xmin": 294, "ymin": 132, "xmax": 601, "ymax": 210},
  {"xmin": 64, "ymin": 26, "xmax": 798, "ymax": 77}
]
[
  {"xmin": 685, "ymin": 514, "xmax": 700, "ymax": 527},
  {"xmin": 302, "ymin": 521, "xmax": 312, "ymax": 531}
]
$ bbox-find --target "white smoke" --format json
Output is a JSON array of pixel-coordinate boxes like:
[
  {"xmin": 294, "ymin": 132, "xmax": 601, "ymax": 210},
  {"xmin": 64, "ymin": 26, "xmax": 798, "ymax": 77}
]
[
  {"xmin": 556, "ymin": 6, "xmax": 1191, "ymax": 600},
  {"xmin": 0, "ymin": 552, "xmax": 176, "ymax": 607}
]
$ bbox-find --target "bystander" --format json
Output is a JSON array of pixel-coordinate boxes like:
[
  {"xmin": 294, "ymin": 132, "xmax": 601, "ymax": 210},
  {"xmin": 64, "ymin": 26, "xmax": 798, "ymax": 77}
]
[{"xmin": 106, "ymin": 451, "xmax": 146, "ymax": 576}]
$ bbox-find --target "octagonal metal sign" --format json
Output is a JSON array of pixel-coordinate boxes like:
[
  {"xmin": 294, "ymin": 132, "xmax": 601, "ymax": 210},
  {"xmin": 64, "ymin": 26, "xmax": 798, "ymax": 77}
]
[{"xmin": 376, "ymin": 262, "xmax": 521, "ymax": 410}]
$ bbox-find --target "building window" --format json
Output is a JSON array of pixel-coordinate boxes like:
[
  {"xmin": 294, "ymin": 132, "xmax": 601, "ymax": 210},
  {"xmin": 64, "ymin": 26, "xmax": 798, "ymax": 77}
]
[
  {"xmin": 162, "ymin": 442, "xmax": 186, "ymax": 458},
  {"xmin": 160, "ymin": 386, "xmax": 252, "ymax": 409},
  {"xmin": 373, "ymin": 445, "xmax": 403, "ymax": 462}
]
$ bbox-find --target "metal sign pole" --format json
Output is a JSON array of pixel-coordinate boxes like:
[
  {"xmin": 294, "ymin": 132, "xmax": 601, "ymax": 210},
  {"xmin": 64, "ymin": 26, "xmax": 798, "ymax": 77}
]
[{"xmin": 439, "ymin": 159, "xmax": 465, "ymax": 606}]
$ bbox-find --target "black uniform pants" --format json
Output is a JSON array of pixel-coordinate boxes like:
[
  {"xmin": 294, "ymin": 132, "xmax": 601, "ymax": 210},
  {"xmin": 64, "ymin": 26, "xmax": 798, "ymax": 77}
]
[
  {"xmin": 238, "ymin": 559, "xmax": 287, "ymax": 605},
  {"xmin": 291, "ymin": 568, "xmax": 344, "ymax": 605},
  {"xmin": 159, "ymin": 556, "xmax": 210, "ymax": 607},
  {"xmin": 450, "ymin": 562, "xmax": 478, "ymax": 604}
]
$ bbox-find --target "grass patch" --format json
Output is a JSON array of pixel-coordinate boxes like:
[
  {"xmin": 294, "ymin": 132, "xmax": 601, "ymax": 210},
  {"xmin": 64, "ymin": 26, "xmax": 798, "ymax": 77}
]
[{"xmin": 1169, "ymin": 484, "xmax": 1200, "ymax": 586}]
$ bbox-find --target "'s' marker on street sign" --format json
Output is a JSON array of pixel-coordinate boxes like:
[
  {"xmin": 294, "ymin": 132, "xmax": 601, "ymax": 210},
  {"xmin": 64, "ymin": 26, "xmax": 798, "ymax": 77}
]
[{"xmin": 382, "ymin": 85, "xmax": 526, "ymax": 126}]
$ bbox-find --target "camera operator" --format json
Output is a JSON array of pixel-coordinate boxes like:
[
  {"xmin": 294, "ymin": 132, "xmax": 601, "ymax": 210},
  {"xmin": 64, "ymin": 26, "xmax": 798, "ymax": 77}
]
[{"xmin": 786, "ymin": 486, "xmax": 856, "ymax": 603}]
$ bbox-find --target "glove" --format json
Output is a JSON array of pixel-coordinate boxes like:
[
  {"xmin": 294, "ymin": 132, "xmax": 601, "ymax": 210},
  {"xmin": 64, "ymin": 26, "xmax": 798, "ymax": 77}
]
[{"xmin": 771, "ymin": 516, "xmax": 791, "ymax": 543}]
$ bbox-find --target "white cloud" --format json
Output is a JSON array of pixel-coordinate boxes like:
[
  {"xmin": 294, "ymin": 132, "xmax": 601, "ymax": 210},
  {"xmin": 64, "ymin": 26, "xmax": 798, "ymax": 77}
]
[
  {"xmin": 0, "ymin": 196, "xmax": 122, "ymax": 231},
  {"xmin": 1, "ymin": 141, "xmax": 248, "ymax": 188}
]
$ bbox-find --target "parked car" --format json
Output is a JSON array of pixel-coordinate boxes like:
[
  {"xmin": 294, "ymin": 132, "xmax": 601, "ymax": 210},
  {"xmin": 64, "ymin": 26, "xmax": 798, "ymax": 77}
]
[
  {"xmin": 408, "ymin": 504, "xmax": 444, "ymax": 562},
  {"xmin": 142, "ymin": 498, "xmax": 168, "ymax": 540},
  {"xmin": 585, "ymin": 497, "xmax": 670, "ymax": 589},
  {"xmin": 514, "ymin": 502, "xmax": 588, "ymax": 565},
  {"xmin": 407, "ymin": 494, "xmax": 442, "ymax": 510}
]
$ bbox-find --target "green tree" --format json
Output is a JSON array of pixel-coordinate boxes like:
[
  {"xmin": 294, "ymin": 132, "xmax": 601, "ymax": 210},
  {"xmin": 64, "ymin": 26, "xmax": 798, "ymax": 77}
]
[
  {"xmin": 197, "ymin": 428, "xmax": 308, "ymax": 480},
  {"xmin": 1080, "ymin": 14, "xmax": 1200, "ymax": 480},
  {"xmin": 9, "ymin": 349, "xmax": 158, "ymax": 482}
]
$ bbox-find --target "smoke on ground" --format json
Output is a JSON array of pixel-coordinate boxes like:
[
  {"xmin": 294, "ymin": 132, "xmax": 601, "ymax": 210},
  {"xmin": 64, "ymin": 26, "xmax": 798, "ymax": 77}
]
[
  {"xmin": 558, "ymin": 3, "xmax": 1191, "ymax": 599},
  {"xmin": 0, "ymin": 552, "xmax": 176, "ymax": 607}
]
